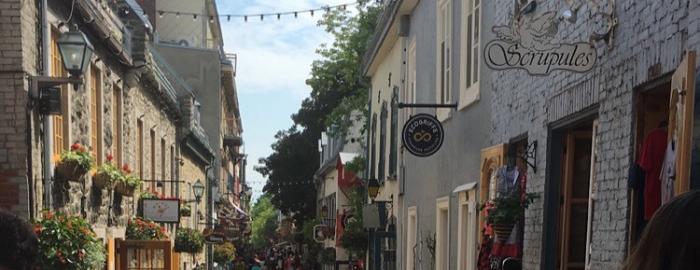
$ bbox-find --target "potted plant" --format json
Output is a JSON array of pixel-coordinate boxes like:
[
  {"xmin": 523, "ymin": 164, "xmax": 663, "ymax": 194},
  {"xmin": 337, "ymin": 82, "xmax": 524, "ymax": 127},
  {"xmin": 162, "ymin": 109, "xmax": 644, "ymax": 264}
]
[
  {"xmin": 126, "ymin": 217, "xmax": 169, "ymax": 240},
  {"xmin": 483, "ymin": 190, "xmax": 538, "ymax": 242},
  {"xmin": 180, "ymin": 204, "xmax": 192, "ymax": 217},
  {"xmin": 92, "ymin": 154, "xmax": 120, "ymax": 189},
  {"xmin": 174, "ymin": 227, "xmax": 204, "ymax": 254},
  {"xmin": 114, "ymin": 164, "xmax": 140, "ymax": 197},
  {"xmin": 33, "ymin": 211, "xmax": 106, "ymax": 269},
  {"xmin": 213, "ymin": 242, "xmax": 236, "ymax": 265},
  {"xmin": 54, "ymin": 143, "xmax": 94, "ymax": 182}
]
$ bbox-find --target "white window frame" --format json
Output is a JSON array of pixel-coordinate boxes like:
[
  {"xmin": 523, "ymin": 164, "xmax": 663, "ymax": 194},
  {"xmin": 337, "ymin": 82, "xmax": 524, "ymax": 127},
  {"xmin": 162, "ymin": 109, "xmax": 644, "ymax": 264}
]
[
  {"xmin": 405, "ymin": 39, "xmax": 417, "ymax": 122},
  {"xmin": 436, "ymin": 197, "xmax": 450, "ymax": 270},
  {"xmin": 459, "ymin": 0, "xmax": 481, "ymax": 110},
  {"xmin": 436, "ymin": 0, "xmax": 452, "ymax": 121},
  {"xmin": 457, "ymin": 190, "xmax": 478, "ymax": 270},
  {"xmin": 406, "ymin": 206, "xmax": 418, "ymax": 270}
]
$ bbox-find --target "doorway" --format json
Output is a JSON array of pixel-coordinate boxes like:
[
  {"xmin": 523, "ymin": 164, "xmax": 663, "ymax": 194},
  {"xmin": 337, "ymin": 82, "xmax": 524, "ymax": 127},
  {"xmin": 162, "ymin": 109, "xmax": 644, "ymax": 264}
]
[{"xmin": 546, "ymin": 118, "xmax": 597, "ymax": 270}]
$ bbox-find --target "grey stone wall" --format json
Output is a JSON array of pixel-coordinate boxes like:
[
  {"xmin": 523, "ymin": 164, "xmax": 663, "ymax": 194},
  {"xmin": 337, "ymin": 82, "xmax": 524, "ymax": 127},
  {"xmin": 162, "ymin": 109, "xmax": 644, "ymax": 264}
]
[{"xmin": 488, "ymin": 0, "xmax": 700, "ymax": 269}]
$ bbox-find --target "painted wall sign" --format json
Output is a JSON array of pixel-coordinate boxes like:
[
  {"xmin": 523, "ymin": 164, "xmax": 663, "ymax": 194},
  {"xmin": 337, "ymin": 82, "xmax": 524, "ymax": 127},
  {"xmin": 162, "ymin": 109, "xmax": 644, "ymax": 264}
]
[
  {"xmin": 484, "ymin": 11, "xmax": 597, "ymax": 75},
  {"xmin": 142, "ymin": 199, "xmax": 180, "ymax": 223},
  {"xmin": 402, "ymin": 113, "xmax": 444, "ymax": 157}
]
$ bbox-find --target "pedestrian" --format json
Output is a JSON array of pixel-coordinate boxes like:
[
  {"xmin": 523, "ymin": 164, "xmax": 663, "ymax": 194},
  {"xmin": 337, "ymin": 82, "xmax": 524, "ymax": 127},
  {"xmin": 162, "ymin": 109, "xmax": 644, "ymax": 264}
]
[
  {"xmin": 623, "ymin": 190, "xmax": 700, "ymax": 270},
  {"xmin": 0, "ymin": 209, "xmax": 39, "ymax": 270}
]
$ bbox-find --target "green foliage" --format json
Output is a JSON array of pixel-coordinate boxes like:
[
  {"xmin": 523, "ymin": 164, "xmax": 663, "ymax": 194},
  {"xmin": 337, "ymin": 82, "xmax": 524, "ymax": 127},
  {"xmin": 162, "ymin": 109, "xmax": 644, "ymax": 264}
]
[
  {"xmin": 483, "ymin": 191, "xmax": 539, "ymax": 225},
  {"xmin": 126, "ymin": 217, "xmax": 168, "ymax": 240},
  {"xmin": 33, "ymin": 211, "xmax": 105, "ymax": 269},
  {"xmin": 339, "ymin": 188, "xmax": 367, "ymax": 258},
  {"xmin": 256, "ymin": 1, "xmax": 381, "ymax": 224},
  {"xmin": 344, "ymin": 156, "xmax": 366, "ymax": 176},
  {"xmin": 94, "ymin": 162, "xmax": 121, "ymax": 184},
  {"xmin": 250, "ymin": 194, "xmax": 279, "ymax": 249},
  {"xmin": 318, "ymin": 247, "xmax": 337, "ymax": 264},
  {"xmin": 174, "ymin": 227, "xmax": 204, "ymax": 254},
  {"xmin": 180, "ymin": 204, "xmax": 192, "ymax": 216},
  {"xmin": 213, "ymin": 242, "xmax": 236, "ymax": 265}
]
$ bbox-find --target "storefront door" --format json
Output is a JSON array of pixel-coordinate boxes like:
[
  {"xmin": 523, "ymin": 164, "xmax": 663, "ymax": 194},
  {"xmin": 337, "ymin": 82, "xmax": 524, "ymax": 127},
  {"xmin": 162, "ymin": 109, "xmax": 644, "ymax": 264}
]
[
  {"xmin": 116, "ymin": 239, "xmax": 172, "ymax": 270},
  {"xmin": 557, "ymin": 124, "xmax": 596, "ymax": 270}
]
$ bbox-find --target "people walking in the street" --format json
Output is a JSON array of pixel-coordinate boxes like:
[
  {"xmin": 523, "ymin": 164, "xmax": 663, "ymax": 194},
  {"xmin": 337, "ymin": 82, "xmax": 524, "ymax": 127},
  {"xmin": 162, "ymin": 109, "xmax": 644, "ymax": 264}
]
[
  {"xmin": 0, "ymin": 209, "xmax": 38, "ymax": 270},
  {"xmin": 623, "ymin": 190, "xmax": 700, "ymax": 270}
]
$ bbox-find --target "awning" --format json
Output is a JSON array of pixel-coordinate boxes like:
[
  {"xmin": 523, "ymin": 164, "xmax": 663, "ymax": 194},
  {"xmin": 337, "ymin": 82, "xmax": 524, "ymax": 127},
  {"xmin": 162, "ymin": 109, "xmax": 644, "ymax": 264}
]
[{"xmin": 452, "ymin": 182, "xmax": 478, "ymax": 193}]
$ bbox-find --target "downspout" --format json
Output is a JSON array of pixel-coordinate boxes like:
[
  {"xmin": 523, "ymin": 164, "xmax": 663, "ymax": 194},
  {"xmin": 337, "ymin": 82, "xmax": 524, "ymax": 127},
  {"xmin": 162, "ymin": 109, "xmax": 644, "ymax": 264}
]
[{"xmin": 41, "ymin": 0, "xmax": 53, "ymax": 211}]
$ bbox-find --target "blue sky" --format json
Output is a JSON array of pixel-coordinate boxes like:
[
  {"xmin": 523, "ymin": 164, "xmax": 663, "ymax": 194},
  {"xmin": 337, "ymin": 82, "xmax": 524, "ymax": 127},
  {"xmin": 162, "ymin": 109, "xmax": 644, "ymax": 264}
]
[{"xmin": 215, "ymin": 0, "xmax": 350, "ymax": 202}]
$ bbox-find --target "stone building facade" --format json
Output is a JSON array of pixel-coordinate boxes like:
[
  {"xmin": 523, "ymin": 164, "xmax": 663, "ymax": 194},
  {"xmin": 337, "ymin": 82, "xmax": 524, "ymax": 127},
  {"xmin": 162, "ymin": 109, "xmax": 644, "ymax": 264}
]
[{"xmin": 0, "ymin": 0, "xmax": 244, "ymax": 268}]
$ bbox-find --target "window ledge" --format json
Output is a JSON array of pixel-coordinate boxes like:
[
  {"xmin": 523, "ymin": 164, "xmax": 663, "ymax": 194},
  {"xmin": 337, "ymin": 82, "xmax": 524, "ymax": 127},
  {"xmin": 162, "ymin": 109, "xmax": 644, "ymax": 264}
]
[{"xmin": 458, "ymin": 85, "xmax": 480, "ymax": 111}]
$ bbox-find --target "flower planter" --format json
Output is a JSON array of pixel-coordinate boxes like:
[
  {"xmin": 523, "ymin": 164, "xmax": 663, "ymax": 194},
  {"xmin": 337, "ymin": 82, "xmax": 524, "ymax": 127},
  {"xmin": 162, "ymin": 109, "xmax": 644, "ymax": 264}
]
[
  {"xmin": 180, "ymin": 208, "xmax": 191, "ymax": 217},
  {"xmin": 92, "ymin": 172, "xmax": 113, "ymax": 189},
  {"xmin": 491, "ymin": 223, "xmax": 514, "ymax": 242},
  {"xmin": 54, "ymin": 160, "xmax": 88, "ymax": 182},
  {"xmin": 115, "ymin": 182, "xmax": 136, "ymax": 197}
]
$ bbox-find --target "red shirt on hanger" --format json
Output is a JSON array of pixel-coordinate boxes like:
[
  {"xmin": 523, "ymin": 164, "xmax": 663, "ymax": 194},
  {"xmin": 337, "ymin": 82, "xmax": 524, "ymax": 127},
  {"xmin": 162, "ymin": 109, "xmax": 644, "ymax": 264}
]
[{"xmin": 638, "ymin": 128, "xmax": 668, "ymax": 220}]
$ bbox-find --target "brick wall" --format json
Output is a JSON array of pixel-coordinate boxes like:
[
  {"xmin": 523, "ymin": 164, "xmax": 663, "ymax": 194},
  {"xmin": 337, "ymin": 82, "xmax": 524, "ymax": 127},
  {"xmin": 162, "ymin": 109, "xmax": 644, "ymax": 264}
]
[
  {"xmin": 488, "ymin": 0, "xmax": 698, "ymax": 269},
  {"xmin": 0, "ymin": 0, "xmax": 39, "ymax": 219}
]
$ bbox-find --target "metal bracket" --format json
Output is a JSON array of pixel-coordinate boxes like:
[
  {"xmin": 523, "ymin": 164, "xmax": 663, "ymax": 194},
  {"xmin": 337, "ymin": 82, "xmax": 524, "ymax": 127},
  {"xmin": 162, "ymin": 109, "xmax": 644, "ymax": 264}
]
[
  {"xmin": 30, "ymin": 76, "xmax": 83, "ymax": 99},
  {"xmin": 516, "ymin": 141, "xmax": 537, "ymax": 173},
  {"xmin": 397, "ymin": 102, "xmax": 458, "ymax": 109}
]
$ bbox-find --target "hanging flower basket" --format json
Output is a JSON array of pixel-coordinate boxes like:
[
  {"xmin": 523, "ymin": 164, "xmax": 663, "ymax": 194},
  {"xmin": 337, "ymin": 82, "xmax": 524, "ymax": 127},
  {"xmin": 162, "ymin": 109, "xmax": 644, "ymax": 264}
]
[
  {"xmin": 174, "ymin": 227, "xmax": 204, "ymax": 254},
  {"xmin": 92, "ymin": 155, "xmax": 120, "ymax": 189},
  {"xmin": 54, "ymin": 143, "xmax": 94, "ymax": 182},
  {"xmin": 491, "ymin": 223, "xmax": 515, "ymax": 242},
  {"xmin": 115, "ymin": 181, "xmax": 135, "ymax": 197},
  {"xmin": 180, "ymin": 205, "xmax": 192, "ymax": 217},
  {"xmin": 114, "ymin": 164, "xmax": 140, "ymax": 197}
]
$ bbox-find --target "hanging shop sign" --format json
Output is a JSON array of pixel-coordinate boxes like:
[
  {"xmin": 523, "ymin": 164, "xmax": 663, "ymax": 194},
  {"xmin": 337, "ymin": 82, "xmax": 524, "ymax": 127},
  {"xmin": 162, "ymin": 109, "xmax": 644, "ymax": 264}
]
[
  {"xmin": 484, "ymin": 11, "xmax": 597, "ymax": 75},
  {"xmin": 402, "ymin": 113, "xmax": 444, "ymax": 157},
  {"xmin": 142, "ymin": 199, "xmax": 180, "ymax": 223}
]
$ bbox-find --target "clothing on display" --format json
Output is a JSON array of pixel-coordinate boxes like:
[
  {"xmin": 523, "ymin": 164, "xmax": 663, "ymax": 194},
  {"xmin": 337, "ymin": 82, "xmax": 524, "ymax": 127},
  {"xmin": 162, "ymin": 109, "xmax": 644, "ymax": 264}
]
[
  {"xmin": 638, "ymin": 128, "xmax": 667, "ymax": 220},
  {"xmin": 661, "ymin": 139, "xmax": 676, "ymax": 204}
]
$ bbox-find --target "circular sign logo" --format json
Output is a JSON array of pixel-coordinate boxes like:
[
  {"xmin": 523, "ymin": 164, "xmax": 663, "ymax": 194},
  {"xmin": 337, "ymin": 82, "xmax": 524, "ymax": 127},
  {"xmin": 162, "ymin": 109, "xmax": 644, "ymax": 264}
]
[{"xmin": 402, "ymin": 114, "xmax": 444, "ymax": 157}]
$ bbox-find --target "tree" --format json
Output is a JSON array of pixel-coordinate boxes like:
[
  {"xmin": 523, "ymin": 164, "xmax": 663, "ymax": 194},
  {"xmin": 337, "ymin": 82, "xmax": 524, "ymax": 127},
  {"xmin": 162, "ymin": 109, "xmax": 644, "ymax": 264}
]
[
  {"xmin": 256, "ymin": 0, "xmax": 381, "ymax": 225},
  {"xmin": 213, "ymin": 242, "xmax": 236, "ymax": 265},
  {"xmin": 250, "ymin": 194, "xmax": 279, "ymax": 249}
]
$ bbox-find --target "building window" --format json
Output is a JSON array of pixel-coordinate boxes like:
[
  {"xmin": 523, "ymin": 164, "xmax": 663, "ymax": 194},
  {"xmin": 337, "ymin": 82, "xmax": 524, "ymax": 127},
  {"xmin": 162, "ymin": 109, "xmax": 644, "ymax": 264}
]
[
  {"xmin": 457, "ymin": 191, "xmax": 477, "ymax": 270},
  {"xmin": 137, "ymin": 120, "xmax": 144, "ymax": 180},
  {"xmin": 150, "ymin": 129, "xmax": 156, "ymax": 189},
  {"xmin": 436, "ymin": 0, "xmax": 452, "ymax": 120},
  {"xmin": 112, "ymin": 84, "xmax": 122, "ymax": 166},
  {"xmin": 170, "ymin": 145, "xmax": 176, "ymax": 195},
  {"xmin": 379, "ymin": 102, "xmax": 387, "ymax": 182},
  {"xmin": 459, "ymin": 0, "xmax": 481, "ymax": 109},
  {"xmin": 90, "ymin": 66, "xmax": 102, "ymax": 164},
  {"xmin": 389, "ymin": 88, "xmax": 398, "ymax": 177},
  {"xmin": 436, "ymin": 197, "xmax": 450, "ymax": 270},
  {"xmin": 161, "ymin": 138, "xmax": 166, "ymax": 194},
  {"xmin": 406, "ymin": 207, "xmax": 418, "ymax": 270},
  {"xmin": 371, "ymin": 113, "xmax": 377, "ymax": 179},
  {"xmin": 51, "ymin": 29, "xmax": 70, "ymax": 156}
]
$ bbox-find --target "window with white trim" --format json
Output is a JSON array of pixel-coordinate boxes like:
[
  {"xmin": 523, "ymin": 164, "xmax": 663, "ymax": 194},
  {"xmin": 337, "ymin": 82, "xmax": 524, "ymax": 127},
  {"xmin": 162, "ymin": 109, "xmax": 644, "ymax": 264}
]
[
  {"xmin": 459, "ymin": 0, "xmax": 481, "ymax": 109},
  {"xmin": 436, "ymin": 0, "xmax": 452, "ymax": 120}
]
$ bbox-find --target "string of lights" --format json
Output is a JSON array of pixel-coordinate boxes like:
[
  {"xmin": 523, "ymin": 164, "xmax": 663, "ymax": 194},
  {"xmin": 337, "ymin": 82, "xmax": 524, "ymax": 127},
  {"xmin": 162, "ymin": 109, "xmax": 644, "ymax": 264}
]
[{"xmin": 155, "ymin": 2, "xmax": 359, "ymax": 22}]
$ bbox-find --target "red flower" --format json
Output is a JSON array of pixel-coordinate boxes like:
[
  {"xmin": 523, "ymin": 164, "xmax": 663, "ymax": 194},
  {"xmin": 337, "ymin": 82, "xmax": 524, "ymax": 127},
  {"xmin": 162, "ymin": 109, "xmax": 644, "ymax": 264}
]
[
  {"xmin": 106, "ymin": 153, "xmax": 113, "ymax": 162},
  {"xmin": 71, "ymin": 143, "xmax": 80, "ymax": 151},
  {"xmin": 33, "ymin": 224, "xmax": 42, "ymax": 235}
]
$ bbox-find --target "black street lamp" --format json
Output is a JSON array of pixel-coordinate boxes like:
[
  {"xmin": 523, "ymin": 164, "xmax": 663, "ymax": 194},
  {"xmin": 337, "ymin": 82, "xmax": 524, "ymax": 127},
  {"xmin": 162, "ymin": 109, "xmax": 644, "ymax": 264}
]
[
  {"xmin": 56, "ymin": 29, "xmax": 94, "ymax": 77},
  {"xmin": 193, "ymin": 179, "xmax": 205, "ymax": 203}
]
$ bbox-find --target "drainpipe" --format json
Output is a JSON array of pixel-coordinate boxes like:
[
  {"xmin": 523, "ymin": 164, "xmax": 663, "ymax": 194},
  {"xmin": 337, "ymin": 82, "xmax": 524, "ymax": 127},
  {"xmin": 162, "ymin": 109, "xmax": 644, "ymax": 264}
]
[{"xmin": 41, "ymin": 0, "xmax": 53, "ymax": 211}]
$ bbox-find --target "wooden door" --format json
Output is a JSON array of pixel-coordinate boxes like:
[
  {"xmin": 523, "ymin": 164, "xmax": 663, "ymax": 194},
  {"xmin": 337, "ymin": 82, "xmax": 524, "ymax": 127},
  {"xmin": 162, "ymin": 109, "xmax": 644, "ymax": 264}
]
[
  {"xmin": 668, "ymin": 51, "xmax": 696, "ymax": 195},
  {"xmin": 117, "ymin": 240, "xmax": 172, "ymax": 270},
  {"xmin": 479, "ymin": 144, "xmax": 508, "ymax": 236},
  {"xmin": 559, "ymin": 131, "xmax": 593, "ymax": 270}
]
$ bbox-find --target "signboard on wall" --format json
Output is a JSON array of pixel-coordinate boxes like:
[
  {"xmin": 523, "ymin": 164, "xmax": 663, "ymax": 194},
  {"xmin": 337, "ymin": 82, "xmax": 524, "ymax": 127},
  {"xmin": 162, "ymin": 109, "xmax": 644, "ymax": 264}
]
[
  {"xmin": 402, "ymin": 114, "xmax": 445, "ymax": 157},
  {"xmin": 142, "ymin": 199, "xmax": 180, "ymax": 223},
  {"xmin": 484, "ymin": 11, "xmax": 597, "ymax": 75}
]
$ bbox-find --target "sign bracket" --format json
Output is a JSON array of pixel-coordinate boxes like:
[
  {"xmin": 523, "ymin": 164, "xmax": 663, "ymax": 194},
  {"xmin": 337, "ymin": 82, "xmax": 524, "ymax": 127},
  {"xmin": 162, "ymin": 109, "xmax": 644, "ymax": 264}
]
[{"xmin": 398, "ymin": 102, "xmax": 458, "ymax": 109}]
